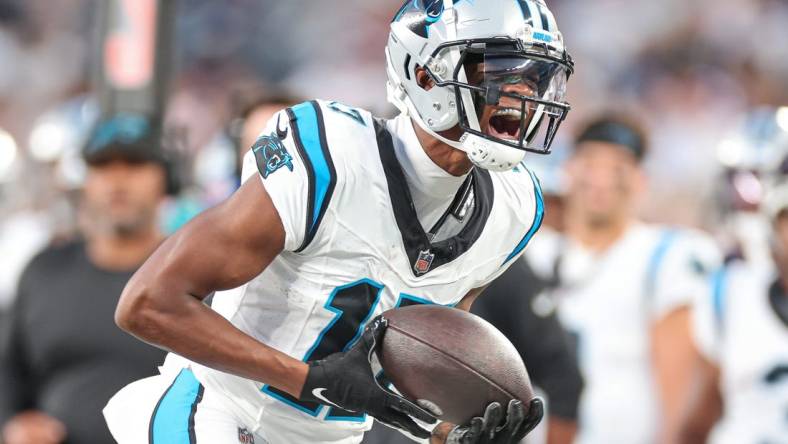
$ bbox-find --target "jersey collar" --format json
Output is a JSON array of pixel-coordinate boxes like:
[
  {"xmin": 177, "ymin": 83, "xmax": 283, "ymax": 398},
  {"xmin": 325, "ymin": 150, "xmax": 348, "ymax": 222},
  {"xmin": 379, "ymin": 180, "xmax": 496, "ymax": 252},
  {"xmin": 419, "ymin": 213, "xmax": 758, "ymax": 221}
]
[{"xmin": 374, "ymin": 118, "xmax": 494, "ymax": 277}]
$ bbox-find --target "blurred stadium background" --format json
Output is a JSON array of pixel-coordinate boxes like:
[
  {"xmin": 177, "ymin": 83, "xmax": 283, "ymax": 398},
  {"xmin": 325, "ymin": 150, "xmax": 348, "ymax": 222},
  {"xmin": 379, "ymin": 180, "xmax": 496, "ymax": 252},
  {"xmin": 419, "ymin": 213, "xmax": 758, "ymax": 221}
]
[
  {"xmin": 1, "ymin": 0, "xmax": 787, "ymax": 255},
  {"xmin": 0, "ymin": 0, "xmax": 787, "ymax": 443}
]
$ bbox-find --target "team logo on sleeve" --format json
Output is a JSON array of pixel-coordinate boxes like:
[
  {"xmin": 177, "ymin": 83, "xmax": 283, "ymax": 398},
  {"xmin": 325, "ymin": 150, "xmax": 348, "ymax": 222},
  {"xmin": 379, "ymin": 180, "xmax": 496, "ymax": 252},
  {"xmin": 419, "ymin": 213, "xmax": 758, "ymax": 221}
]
[
  {"xmin": 414, "ymin": 249, "xmax": 435, "ymax": 275},
  {"xmin": 253, "ymin": 132, "xmax": 293, "ymax": 179}
]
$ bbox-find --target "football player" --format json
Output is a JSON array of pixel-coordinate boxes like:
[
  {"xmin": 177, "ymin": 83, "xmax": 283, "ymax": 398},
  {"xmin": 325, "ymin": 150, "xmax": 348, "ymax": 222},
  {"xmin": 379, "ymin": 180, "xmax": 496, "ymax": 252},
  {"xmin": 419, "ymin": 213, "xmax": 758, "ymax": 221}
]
[
  {"xmin": 677, "ymin": 119, "xmax": 788, "ymax": 444},
  {"xmin": 712, "ymin": 107, "xmax": 788, "ymax": 268},
  {"xmin": 103, "ymin": 1, "xmax": 574, "ymax": 443},
  {"xmin": 532, "ymin": 115, "xmax": 722, "ymax": 444}
]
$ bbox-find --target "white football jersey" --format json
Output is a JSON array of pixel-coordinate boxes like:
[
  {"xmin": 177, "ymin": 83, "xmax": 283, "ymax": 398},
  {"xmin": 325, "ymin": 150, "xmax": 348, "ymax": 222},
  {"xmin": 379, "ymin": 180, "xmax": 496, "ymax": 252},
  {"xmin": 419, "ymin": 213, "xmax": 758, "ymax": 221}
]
[
  {"xmin": 692, "ymin": 261, "xmax": 788, "ymax": 444},
  {"xmin": 534, "ymin": 224, "xmax": 720, "ymax": 444},
  {"xmin": 184, "ymin": 100, "xmax": 544, "ymax": 440}
]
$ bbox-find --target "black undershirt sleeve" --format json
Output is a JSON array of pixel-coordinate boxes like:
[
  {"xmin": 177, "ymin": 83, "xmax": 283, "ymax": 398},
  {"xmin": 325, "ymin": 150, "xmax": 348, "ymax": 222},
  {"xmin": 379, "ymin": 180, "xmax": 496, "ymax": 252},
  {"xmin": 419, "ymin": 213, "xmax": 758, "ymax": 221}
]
[
  {"xmin": 471, "ymin": 257, "xmax": 583, "ymax": 420},
  {"xmin": 0, "ymin": 272, "xmax": 35, "ymax": 426}
]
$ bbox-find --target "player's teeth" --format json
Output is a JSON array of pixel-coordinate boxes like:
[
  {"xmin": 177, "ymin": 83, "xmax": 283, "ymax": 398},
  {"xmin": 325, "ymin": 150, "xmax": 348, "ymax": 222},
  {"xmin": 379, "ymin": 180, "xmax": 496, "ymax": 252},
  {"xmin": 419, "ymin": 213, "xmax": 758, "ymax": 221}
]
[{"xmin": 493, "ymin": 109, "xmax": 522, "ymax": 119}]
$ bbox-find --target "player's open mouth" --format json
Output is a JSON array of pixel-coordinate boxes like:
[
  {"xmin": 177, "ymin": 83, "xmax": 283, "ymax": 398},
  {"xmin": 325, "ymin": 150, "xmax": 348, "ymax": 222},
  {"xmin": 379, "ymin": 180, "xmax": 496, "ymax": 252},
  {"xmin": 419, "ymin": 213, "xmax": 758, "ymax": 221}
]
[{"xmin": 488, "ymin": 108, "xmax": 523, "ymax": 141}]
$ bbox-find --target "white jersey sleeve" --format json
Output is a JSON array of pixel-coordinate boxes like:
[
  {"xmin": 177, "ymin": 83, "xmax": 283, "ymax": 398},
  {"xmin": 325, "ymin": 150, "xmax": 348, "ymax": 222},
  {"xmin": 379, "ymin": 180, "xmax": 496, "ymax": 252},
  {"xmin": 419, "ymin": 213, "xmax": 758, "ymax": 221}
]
[
  {"xmin": 649, "ymin": 229, "xmax": 722, "ymax": 320},
  {"xmin": 241, "ymin": 110, "xmax": 311, "ymax": 252},
  {"xmin": 690, "ymin": 265, "xmax": 726, "ymax": 363}
]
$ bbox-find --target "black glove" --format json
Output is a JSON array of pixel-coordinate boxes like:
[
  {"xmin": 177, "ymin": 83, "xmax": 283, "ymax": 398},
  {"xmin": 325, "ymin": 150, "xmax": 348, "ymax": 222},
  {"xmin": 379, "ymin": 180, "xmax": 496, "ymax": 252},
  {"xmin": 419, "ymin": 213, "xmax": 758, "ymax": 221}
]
[
  {"xmin": 299, "ymin": 316, "xmax": 437, "ymax": 438},
  {"xmin": 445, "ymin": 399, "xmax": 544, "ymax": 444}
]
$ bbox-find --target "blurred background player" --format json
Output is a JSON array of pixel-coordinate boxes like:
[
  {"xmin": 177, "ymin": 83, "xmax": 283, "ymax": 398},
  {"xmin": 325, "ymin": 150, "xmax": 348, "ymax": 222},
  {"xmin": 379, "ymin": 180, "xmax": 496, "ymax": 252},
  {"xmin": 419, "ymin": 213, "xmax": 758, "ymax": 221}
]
[
  {"xmin": 0, "ymin": 113, "xmax": 172, "ymax": 444},
  {"xmin": 534, "ymin": 115, "xmax": 721, "ymax": 444},
  {"xmin": 676, "ymin": 110, "xmax": 788, "ymax": 444},
  {"xmin": 469, "ymin": 258, "xmax": 583, "ymax": 444},
  {"xmin": 712, "ymin": 106, "xmax": 788, "ymax": 268},
  {"xmin": 467, "ymin": 150, "xmax": 584, "ymax": 444}
]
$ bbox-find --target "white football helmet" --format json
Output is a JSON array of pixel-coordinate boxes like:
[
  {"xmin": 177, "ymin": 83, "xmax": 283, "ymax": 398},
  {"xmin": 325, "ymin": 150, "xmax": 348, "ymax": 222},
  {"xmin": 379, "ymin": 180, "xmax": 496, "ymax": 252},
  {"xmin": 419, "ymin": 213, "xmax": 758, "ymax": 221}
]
[
  {"xmin": 714, "ymin": 106, "xmax": 788, "ymax": 266},
  {"xmin": 385, "ymin": 0, "xmax": 574, "ymax": 171},
  {"xmin": 716, "ymin": 106, "xmax": 788, "ymax": 213}
]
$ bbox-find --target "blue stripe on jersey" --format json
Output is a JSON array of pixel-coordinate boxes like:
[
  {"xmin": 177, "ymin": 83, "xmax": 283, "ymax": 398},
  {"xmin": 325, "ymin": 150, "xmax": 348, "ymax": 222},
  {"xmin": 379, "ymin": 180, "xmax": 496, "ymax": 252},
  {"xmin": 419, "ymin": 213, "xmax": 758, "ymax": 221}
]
[
  {"xmin": 644, "ymin": 229, "xmax": 679, "ymax": 299},
  {"xmin": 503, "ymin": 168, "xmax": 545, "ymax": 265},
  {"xmin": 711, "ymin": 266, "xmax": 727, "ymax": 331},
  {"xmin": 395, "ymin": 293, "xmax": 459, "ymax": 308},
  {"xmin": 290, "ymin": 101, "xmax": 336, "ymax": 252},
  {"xmin": 261, "ymin": 386, "xmax": 322, "ymax": 417},
  {"xmin": 291, "ymin": 102, "xmax": 331, "ymax": 232},
  {"xmin": 149, "ymin": 369, "xmax": 204, "ymax": 444},
  {"xmin": 261, "ymin": 385, "xmax": 323, "ymax": 417}
]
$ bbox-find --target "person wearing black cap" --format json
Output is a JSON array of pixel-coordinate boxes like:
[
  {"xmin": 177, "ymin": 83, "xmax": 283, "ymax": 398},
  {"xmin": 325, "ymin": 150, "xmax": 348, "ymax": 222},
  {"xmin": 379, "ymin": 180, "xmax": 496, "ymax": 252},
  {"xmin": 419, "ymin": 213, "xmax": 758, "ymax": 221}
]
[
  {"xmin": 0, "ymin": 114, "xmax": 170, "ymax": 444},
  {"xmin": 531, "ymin": 114, "xmax": 722, "ymax": 444}
]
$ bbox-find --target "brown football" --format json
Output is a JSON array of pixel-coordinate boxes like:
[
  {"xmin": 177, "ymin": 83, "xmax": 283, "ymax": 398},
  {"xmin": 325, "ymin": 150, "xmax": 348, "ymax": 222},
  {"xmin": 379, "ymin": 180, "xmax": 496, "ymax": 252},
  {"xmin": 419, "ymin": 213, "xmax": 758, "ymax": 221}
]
[{"xmin": 378, "ymin": 304, "xmax": 535, "ymax": 425}]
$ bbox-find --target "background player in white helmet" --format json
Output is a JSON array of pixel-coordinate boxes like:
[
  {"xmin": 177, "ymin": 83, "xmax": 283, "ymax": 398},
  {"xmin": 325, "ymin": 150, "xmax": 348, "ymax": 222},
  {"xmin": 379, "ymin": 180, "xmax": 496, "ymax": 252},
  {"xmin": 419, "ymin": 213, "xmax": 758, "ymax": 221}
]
[
  {"xmin": 532, "ymin": 114, "xmax": 721, "ymax": 444},
  {"xmin": 103, "ymin": 1, "xmax": 574, "ymax": 443},
  {"xmin": 677, "ymin": 169, "xmax": 788, "ymax": 444},
  {"xmin": 713, "ymin": 106, "xmax": 788, "ymax": 268}
]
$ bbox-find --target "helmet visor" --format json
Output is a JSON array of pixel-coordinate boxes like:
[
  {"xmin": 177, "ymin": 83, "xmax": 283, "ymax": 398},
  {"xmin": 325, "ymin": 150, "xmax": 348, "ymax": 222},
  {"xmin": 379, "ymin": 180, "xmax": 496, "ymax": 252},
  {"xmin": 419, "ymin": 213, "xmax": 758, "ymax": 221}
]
[
  {"xmin": 466, "ymin": 55, "xmax": 568, "ymax": 104},
  {"xmin": 425, "ymin": 38, "xmax": 573, "ymax": 154},
  {"xmin": 461, "ymin": 54, "xmax": 569, "ymax": 149}
]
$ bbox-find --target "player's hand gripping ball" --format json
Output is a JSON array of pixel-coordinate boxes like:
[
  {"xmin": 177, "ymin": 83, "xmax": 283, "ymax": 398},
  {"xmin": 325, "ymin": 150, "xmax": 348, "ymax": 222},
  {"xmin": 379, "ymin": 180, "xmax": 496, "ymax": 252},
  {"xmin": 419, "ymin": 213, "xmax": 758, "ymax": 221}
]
[
  {"xmin": 441, "ymin": 398, "xmax": 544, "ymax": 444},
  {"xmin": 299, "ymin": 316, "xmax": 437, "ymax": 439}
]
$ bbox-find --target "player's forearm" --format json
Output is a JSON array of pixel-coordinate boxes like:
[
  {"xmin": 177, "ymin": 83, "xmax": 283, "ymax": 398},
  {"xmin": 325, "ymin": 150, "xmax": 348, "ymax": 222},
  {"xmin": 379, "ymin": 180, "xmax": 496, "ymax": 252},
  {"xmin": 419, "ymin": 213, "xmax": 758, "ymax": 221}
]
[
  {"xmin": 651, "ymin": 307, "xmax": 695, "ymax": 442},
  {"xmin": 673, "ymin": 353, "xmax": 722, "ymax": 444},
  {"xmin": 116, "ymin": 275, "xmax": 307, "ymax": 398}
]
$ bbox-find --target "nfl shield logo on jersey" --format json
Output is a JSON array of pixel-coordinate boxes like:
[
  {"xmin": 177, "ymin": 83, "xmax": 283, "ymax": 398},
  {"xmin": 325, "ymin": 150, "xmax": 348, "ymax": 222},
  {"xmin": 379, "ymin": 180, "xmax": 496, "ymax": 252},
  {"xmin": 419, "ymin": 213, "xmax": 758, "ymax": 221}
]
[
  {"xmin": 414, "ymin": 249, "xmax": 435, "ymax": 275},
  {"xmin": 237, "ymin": 427, "xmax": 254, "ymax": 444}
]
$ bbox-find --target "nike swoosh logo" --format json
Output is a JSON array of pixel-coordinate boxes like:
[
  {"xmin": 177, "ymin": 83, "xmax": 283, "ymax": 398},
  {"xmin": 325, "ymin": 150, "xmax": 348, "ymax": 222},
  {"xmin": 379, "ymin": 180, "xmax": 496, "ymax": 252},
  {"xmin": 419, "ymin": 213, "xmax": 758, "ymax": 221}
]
[{"xmin": 312, "ymin": 388, "xmax": 340, "ymax": 408}]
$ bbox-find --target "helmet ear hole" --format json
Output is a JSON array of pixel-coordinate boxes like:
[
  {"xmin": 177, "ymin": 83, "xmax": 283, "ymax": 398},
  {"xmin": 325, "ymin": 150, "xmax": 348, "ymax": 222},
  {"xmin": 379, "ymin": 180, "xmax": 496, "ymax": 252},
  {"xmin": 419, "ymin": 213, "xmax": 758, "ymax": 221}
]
[{"xmin": 414, "ymin": 66, "xmax": 435, "ymax": 91}]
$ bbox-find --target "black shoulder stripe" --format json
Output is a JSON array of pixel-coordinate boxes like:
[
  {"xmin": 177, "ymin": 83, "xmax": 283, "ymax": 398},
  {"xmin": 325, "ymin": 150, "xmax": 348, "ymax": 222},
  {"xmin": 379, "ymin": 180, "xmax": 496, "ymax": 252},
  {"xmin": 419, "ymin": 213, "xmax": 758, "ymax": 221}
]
[{"xmin": 287, "ymin": 101, "xmax": 337, "ymax": 253}]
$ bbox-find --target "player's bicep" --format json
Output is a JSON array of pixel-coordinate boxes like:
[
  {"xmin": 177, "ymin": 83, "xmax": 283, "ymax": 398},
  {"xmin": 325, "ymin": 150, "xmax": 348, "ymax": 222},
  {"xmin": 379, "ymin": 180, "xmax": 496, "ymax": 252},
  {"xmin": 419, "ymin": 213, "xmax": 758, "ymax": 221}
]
[
  {"xmin": 455, "ymin": 286, "xmax": 487, "ymax": 311},
  {"xmin": 150, "ymin": 176, "xmax": 285, "ymax": 297},
  {"xmin": 154, "ymin": 109, "xmax": 312, "ymax": 296}
]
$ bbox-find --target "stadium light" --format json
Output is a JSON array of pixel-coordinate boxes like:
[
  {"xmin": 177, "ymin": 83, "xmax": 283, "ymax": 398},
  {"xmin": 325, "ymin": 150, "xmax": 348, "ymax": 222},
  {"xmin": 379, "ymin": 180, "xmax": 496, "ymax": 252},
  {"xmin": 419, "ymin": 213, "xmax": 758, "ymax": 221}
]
[
  {"xmin": 776, "ymin": 107, "xmax": 788, "ymax": 133},
  {"xmin": 29, "ymin": 121, "xmax": 70, "ymax": 162},
  {"xmin": 717, "ymin": 137, "xmax": 744, "ymax": 168},
  {"xmin": 0, "ymin": 129, "xmax": 17, "ymax": 180}
]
